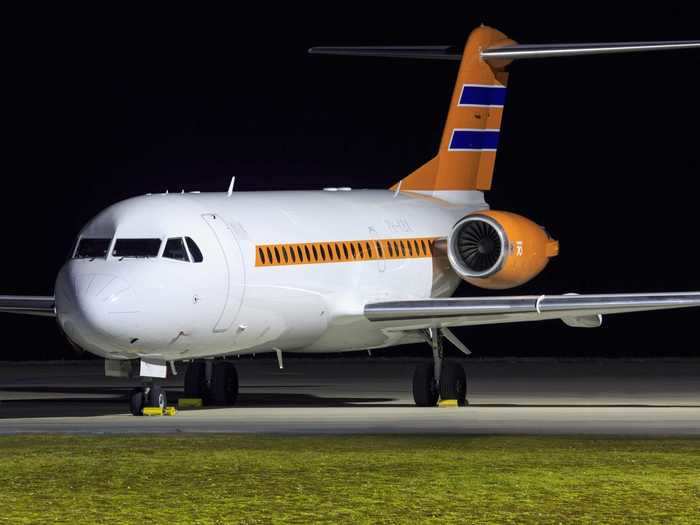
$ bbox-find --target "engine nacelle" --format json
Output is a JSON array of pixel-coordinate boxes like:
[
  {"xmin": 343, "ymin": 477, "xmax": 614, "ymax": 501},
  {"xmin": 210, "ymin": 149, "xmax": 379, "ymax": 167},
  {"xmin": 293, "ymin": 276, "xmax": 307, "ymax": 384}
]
[{"xmin": 447, "ymin": 210, "xmax": 559, "ymax": 290}]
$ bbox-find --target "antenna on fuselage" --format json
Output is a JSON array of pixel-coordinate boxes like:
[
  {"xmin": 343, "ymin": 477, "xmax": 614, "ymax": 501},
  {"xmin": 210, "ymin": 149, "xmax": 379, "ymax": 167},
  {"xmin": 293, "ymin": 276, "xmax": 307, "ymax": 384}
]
[{"xmin": 227, "ymin": 176, "xmax": 236, "ymax": 197}]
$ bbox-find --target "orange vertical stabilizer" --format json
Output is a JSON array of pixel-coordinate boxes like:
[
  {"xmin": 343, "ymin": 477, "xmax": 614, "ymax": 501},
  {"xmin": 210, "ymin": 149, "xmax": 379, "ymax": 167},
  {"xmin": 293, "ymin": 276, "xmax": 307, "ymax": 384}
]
[{"xmin": 393, "ymin": 26, "xmax": 515, "ymax": 195}]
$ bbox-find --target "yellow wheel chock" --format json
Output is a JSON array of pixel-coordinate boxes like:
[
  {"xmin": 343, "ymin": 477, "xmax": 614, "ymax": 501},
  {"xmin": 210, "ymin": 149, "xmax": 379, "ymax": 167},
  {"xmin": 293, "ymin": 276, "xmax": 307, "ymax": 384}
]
[{"xmin": 142, "ymin": 406, "xmax": 178, "ymax": 416}]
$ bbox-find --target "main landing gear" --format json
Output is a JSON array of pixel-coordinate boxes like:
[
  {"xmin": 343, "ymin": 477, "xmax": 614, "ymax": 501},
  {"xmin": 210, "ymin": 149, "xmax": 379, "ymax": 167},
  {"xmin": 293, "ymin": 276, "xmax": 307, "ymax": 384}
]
[
  {"xmin": 412, "ymin": 328, "xmax": 468, "ymax": 407},
  {"xmin": 184, "ymin": 359, "xmax": 239, "ymax": 406}
]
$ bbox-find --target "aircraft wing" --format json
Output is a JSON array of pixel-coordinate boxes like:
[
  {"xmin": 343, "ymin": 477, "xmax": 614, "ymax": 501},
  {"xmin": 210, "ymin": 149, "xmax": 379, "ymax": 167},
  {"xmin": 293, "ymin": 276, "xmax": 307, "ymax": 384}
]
[
  {"xmin": 365, "ymin": 292, "xmax": 700, "ymax": 331},
  {"xmin": 0, "ymin": 295, "xmax": 56, "ymax": 317}
]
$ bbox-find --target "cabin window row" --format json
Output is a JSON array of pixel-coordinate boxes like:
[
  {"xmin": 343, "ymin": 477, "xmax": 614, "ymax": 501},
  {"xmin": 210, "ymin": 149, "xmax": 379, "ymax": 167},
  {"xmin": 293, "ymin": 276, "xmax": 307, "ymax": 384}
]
[{"xmin": 255, "ymin": 238, "xmax": 435, "ymax": 266}]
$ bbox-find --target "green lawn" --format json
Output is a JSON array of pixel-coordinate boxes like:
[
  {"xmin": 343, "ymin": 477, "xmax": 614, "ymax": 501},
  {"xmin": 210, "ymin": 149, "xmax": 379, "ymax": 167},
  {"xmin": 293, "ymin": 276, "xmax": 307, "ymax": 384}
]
[{"xmin": 0, "ymin": 435, "xmax": 698, "ymax": 524}]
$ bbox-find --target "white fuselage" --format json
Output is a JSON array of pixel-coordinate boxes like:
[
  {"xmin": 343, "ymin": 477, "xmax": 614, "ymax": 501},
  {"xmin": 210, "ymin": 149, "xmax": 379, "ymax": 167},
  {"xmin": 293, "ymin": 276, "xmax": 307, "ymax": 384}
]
[{"xmin": 54, "ymin": 189, "xmax": 487, "ymax": 361}]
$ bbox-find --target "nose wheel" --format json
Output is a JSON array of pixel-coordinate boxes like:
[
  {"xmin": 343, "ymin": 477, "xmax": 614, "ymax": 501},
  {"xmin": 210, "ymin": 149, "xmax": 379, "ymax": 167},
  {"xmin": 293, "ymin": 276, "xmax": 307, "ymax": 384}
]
[
  {"xmin": 129, "ymin": 384, "xmax": 168, "ymax": 416},
  {"xmin": 129, "ymin": 388, "xmax": 144, "ymax": 416}
]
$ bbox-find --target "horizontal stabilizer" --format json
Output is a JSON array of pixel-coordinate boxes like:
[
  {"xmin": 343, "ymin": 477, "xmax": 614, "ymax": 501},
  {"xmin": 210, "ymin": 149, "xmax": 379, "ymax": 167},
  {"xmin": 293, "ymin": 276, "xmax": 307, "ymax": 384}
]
[
  {"xmin": 309, "ymin": 41, "xmax": 699, "ymax": 62},
  {"xmin": 481, "ymin": 40, "xmax": 700, "ymax": 60},
  {"xmin": 308, "ymin": 46, "xmax": 461, "ymax": 60}
]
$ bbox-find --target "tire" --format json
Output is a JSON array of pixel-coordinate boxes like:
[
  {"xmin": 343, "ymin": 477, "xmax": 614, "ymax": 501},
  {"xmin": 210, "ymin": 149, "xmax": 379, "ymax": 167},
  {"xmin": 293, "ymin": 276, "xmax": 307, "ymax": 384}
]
[
  {"xmin": 129, "ymin": 388, "xmax": 144, "ymax": 416},
  {"xmin": 210, "ymin": 361, "xmax": 239, "ymax": 406},
  {"xmin": 184, "ymin": 360, "xmax": 207, "ymax": 398},
  {"xmin": 412, "ymin": 363, "xmax": 439, "ymax": 406},
  {"xmin": 440, "ymin": 362, "xmax": 467, "ymax": 406},
  {"xmin": 147, "ymin": 385, "xmax": 167, "ymax": 409}
]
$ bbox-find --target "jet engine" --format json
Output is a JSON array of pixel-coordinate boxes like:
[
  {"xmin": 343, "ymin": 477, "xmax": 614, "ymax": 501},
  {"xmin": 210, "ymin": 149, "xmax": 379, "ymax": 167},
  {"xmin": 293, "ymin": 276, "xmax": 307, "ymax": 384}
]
[{"xmin": 447, "ymin": 210, "xmax": 559, "ymax": 289}]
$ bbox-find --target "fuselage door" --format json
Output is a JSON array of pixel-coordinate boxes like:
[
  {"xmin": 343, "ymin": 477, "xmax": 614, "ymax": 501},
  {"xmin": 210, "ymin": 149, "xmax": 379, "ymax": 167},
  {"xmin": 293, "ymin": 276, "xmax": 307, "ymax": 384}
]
[{"xmin": 202, "ymin": 213, "xmax": 245, "ymax": 332}]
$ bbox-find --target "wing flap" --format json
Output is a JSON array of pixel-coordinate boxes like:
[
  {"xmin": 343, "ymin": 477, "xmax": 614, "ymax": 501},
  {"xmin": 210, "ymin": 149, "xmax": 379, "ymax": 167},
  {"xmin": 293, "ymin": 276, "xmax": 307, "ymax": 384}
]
[{"xmin": 0, "ymin": 295, "xmax": 56, "ymax": 317}]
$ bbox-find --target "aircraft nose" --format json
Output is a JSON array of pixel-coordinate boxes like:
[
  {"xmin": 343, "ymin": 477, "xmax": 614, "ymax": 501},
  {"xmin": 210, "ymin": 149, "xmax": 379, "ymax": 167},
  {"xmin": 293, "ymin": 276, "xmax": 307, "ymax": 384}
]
[{"xmin": 57, "ymin": 271, "xmax": 141, "ymax": 346}]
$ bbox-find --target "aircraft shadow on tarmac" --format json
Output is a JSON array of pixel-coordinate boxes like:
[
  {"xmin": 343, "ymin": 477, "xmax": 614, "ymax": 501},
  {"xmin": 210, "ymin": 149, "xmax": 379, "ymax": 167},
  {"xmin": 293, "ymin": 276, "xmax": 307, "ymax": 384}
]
[
  {"xmin": 0, "ymin": 386, "xmax": 395, "ymax": 418},
  {"xmin": 1, "ymin": 387, "xmax": 698, "ymax": 418},
  {"xmin": 466, "ymin": 403, "xmax": 700, "ymax": 408}
]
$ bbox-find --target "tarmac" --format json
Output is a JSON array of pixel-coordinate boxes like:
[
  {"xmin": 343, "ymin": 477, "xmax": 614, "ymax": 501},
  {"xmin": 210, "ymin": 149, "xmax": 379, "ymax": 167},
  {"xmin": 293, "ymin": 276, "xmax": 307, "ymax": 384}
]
[{"xmin": 0, "ymin": 358, "xmax": 698, "ymax": 435}]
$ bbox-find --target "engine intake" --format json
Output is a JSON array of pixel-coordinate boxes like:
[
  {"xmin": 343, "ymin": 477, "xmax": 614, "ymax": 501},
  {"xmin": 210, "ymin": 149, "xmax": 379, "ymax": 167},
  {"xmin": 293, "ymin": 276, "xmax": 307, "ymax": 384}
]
[{"xmin": 447, "ymin": 210, "xmax": 559, "ymax": 289}]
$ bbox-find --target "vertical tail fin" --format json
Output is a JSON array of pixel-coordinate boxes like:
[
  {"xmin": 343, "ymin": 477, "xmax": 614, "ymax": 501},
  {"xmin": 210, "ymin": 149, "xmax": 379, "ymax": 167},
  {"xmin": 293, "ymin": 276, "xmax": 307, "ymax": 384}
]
[
  {"xmin": 394, "ymin": 26, "xmax": 513, "ymax": 200},
  {"xmin": 309, "ymin": 28, "xmax": 698, "ymax": 205}
]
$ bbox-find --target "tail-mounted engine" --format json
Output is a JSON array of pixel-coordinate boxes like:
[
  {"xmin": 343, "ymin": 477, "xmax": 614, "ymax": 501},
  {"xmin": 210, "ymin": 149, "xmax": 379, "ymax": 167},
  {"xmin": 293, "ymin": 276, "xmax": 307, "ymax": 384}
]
[{"xmin": 447, "ymin": 210, "xmax": 559, "ymax": 289}]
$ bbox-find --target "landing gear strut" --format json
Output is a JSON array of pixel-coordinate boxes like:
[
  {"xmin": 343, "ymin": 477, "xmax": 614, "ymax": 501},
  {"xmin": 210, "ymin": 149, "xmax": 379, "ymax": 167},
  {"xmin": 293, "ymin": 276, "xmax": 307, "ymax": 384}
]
[
  {"xmin": 411, "ymin": 328, "xmax": 468, "ymax": 407},
  {"xmin": 184, "ymin": 359, "xmax": 239, "ymax": 406},
  {"xmin": 129, "ymin": 383, "xmax": 168, "ymax": 416}
]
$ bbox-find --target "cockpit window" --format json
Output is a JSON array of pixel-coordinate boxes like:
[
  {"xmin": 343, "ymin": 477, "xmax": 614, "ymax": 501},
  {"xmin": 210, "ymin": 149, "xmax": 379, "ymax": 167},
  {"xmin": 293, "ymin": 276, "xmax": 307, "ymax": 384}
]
[
  {"xmin": 186, "ymin": 237, "xmax": 204, "ymax": 263},
  {"xmin": 163, "ymin": 238, "xmax": 190, "ymax": 262},
  {"xmin": 113, "ymin": 238, "xmax": 161, "ymax": 258},
  {"xmin": 75, "ymin": 238, "xmax": 111, "ymax": 259}
]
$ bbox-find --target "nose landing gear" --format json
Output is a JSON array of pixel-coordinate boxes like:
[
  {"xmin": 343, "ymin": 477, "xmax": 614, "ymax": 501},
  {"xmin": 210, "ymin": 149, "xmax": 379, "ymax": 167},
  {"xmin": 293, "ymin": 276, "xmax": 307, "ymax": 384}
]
[{"xmin": 129, "ymin": 384, "xmax": 168, "ymax": 416}]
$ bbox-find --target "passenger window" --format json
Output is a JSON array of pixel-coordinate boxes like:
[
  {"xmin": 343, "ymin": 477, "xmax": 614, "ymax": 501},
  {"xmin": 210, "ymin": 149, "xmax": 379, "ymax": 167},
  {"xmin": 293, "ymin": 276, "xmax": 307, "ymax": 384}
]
[
  {"xmin": 75, "ymin": 238, "xmax": 111, "ymax": 259},
  {"xmin": 185, "ymin": 237, "xmax": 204, "ymax": 263},
  {"xmin": 113, "ymin": 239, "xmax": 161, "ymax": 258},
  {"xmin": 163, "ymin": 238, "xmax": 190, "ymax": 262}
]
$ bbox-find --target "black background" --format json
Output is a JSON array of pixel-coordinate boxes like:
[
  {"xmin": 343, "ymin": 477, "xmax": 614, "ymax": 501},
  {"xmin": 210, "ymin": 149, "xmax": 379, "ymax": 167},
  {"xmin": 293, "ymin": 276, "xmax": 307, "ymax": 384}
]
[{"xmin": 1, "ymin": 5, "xmax": 698, "ymax": 360}]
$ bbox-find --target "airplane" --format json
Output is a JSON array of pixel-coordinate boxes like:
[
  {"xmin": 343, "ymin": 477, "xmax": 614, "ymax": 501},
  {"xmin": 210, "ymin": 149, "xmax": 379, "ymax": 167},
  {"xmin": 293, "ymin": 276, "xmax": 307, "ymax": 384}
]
[{"xmin": 1, "ymin": 26, "xmax": 699, "ymax": 416}]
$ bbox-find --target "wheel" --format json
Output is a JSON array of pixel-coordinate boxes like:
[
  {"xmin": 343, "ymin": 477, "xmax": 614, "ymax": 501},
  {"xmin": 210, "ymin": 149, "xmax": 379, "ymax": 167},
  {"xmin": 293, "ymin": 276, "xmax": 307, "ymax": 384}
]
[
  {"xmin": 184, "ymin": 360, "xmax": 207, "ymax": 398},
  {"xmin": 210, "ymin": 361, "xmax": 238, "ymax": 406},
  {"xmin": 439, "ymin": 362, "xmax": 467, "ymax": 406},
  {"xmin": 147, "ymin": 385, "xmax": 167, "ymax": 409},
  {"xmin": 412, "ymin": 363, "xmax": 439, "ymax": 406},
  {"xmin": 129, "ymin": 388, "xmax": 144, "ymax": 416}
]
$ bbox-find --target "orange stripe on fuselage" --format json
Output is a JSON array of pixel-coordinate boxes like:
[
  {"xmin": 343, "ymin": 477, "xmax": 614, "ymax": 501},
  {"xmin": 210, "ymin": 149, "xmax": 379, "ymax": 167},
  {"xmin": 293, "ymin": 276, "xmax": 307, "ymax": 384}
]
[{"xmin": 255, "ymin": 237, "xmax": 437, "ymax": 267}]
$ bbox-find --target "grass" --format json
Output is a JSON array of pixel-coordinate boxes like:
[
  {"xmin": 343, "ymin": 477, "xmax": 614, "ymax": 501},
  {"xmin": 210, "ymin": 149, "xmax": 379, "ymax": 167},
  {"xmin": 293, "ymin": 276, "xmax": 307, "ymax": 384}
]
[{"xmin": 0, "ymin": 435, "xmax": 698, "ymax": 524}]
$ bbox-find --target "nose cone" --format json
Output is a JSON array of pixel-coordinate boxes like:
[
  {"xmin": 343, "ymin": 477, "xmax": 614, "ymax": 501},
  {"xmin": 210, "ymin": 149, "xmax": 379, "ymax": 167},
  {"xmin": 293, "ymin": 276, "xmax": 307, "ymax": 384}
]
[{"xmin": 55, "ymin": 266, "xmax": 141, "ymax": 355}]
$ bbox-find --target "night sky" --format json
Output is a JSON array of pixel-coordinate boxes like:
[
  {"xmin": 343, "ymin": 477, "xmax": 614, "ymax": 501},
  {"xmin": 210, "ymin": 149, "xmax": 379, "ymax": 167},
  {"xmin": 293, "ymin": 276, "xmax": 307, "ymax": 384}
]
[{"xmin": 2, "ymin": 6, "xmax": 698, "ymax": 359}]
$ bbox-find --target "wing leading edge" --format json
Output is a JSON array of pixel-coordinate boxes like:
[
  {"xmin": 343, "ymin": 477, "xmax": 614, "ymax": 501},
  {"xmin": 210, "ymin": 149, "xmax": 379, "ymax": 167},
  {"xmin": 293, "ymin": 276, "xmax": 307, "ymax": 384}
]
[
  {"xmin": 364, "ymin": 292, "xmax": 700, "ymax": 331},
  {"xmin": 0, "ymin": 295, "xmax": 56, "ymax": 317}
]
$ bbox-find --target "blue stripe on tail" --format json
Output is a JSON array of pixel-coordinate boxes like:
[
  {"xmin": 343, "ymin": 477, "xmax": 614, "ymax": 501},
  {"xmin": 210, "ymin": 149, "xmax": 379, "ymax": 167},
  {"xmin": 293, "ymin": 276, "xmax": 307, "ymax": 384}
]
[
  {"xmin": 458, "ymin": 85, "xmax": 506, "ymax": 107},
  {"xmin": 449, "ymin": 129, "xmax": 500, "ymax": 151}
]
